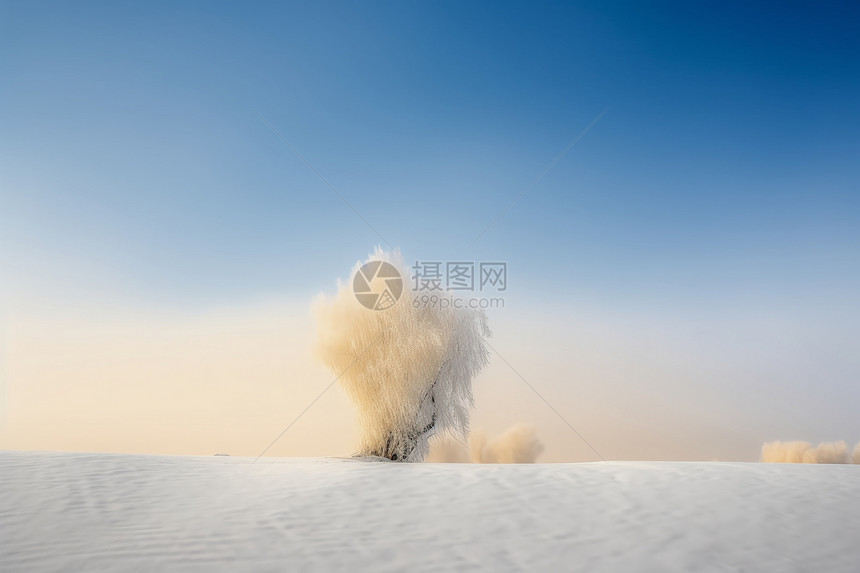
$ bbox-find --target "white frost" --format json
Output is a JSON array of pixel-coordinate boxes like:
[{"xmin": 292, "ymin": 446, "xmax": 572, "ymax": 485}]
[{"xmin": 313, "ymin": 248, "xmax": 490, "ymax": 461}]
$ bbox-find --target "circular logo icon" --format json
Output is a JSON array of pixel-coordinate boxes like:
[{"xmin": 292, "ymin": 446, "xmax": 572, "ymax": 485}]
[{"xmin": 353, "ymin": 261, "xmax": 403, "ymax": 311}]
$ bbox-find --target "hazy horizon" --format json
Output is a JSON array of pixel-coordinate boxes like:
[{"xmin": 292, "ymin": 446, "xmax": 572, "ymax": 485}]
[{"xmin": 2, "ymin": 2, "xmax": 858, "ymax": 461}]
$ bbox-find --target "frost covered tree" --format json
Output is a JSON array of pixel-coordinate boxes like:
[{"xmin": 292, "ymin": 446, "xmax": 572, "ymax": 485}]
[{"xmin": 313, "ymin": 249, "xmax": 490, "ymax": 462}]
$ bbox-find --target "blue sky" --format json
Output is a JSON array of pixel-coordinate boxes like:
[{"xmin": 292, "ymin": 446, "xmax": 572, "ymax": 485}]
[
  {"xmin": 3, "ymin": 1, "xmax": 857, "ymax": 310},
  {"xmin": 2, "ymin": 1, "xmax": 859, "ymax": 459}
]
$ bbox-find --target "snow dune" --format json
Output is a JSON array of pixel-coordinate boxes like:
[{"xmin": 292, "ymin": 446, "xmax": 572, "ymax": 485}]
[{"xmin": 2, "ymin": 451, "xmax": 859, "ymax": 572}]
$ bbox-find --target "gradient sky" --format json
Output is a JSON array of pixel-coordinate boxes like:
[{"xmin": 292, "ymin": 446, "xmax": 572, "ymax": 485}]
[{"xmin": 2, "ymin": 2, "xmax": 859, "ymax": 460}]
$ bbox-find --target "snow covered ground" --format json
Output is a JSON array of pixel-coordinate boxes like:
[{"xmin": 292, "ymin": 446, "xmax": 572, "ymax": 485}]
[{"xmin": 2, "ymin": 451, "xmax": 859, "ymax": 572}]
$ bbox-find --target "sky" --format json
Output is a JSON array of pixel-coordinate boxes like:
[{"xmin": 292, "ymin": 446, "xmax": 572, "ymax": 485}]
[{"xmin": 1, "ymin": 1, "xmax": 859, "ymax": 461}]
